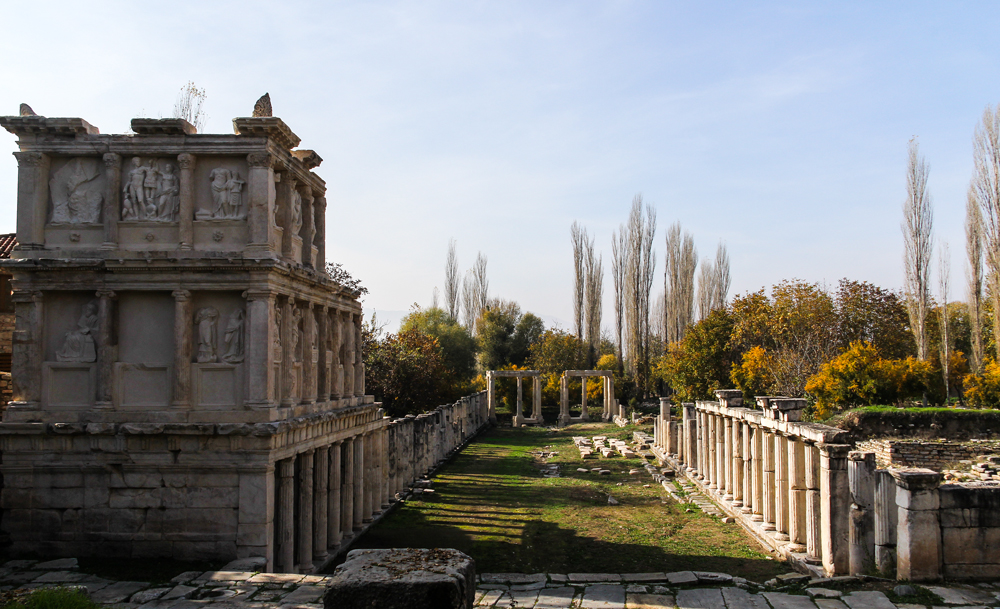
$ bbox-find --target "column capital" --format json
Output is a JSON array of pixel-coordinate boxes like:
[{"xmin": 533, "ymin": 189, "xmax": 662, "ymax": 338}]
[
  {"xmin": 278, "ymin": 458, "xmax": 295, "ymax": 477},
  {"xmin": 172, "ymin": 289, "xmax": 191, "ymax": 301},
  {"xmin": 95, "ymin": 290, "xmax": 117, "ymax": 299},
  {"xmin": 103, "ymin": 152, "xmax": 121, "ymax": 167},
  {"xmin": 247, "ymin": 151, "xmax": 274, "ymax": 168},
  {"xmin": 177, "ymin": 152, "xmax": 196, "ymax": 169},
  {"xmin": 244, "ymin": 289, "xmax": 276, "ymax": 302},
  {"xmin": 13, "ymin": 151, "xmax": 47, "ymax": 167}
]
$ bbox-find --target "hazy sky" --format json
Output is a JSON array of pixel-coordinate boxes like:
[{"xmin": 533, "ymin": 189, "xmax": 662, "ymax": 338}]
[{"xmin": 2, "ymin": 2, "xmax": 998, "ymax": 332}]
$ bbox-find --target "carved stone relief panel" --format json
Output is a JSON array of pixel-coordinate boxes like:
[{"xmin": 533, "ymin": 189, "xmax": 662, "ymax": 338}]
[
  {"xmin": 43, "ymin": 292, "xmax": 101, "ymax": 363},
  {"xmin": 190, "ymin": 293, "xmax": 245, "ymax": 364},
  {"xmin": 195, "ymin": 306, "xmax": 219, "ymax": 363},
  {"xmin": 121, "ymin": 157, "xmax": 179, "ymax": 222},
  {"xmin": 49, "ymin": 157, "xmax": 105, "ymax": 225},
  {"xmin": 194, "ymin": 158, "xmax": 249, "ymax": 220}
]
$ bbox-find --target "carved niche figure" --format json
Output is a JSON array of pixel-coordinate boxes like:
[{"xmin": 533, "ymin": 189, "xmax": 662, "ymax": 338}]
[
  {"xmin": 291, "ymin": 307, "xmax": 303, "ymax": 362},
  {"xmin": 289, "ymin": 183, "xmax": 303, "ymax": 236},
  {"xmin": 200, "ymin": 168, "xmax": 246, "ymax": 220},
  {"xmin": 50, "ymin": 158, "xmax": 103, "ymax": 225},
  {"xmin": 56, "ymin": 301, "xmax": 99, "ymax": 362},
  {"xmin": 122, "ymin": 158, "xmax": 179, "ymax": 222},
  {"xmin": 195, "ymin": 307, "xmax": 219, "ymax": 363},
  {"xmin": 222, "ymin": 309, "xmax": 245, "ymax": 363}
]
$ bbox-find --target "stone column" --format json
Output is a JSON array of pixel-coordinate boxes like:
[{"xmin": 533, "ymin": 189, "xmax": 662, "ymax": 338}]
[
  {"xmin": 697, "ymin": 411, "xmax": 707, "ymax": 478},
  {"xmin": 723, "ymin": 416, "xmax": 733, "ymax": 501},
  {"xmin": 343, "ymin": 313, "xmax": 355, "ymax": 397},
  {"xmin": 848, "ymin": 451, "xmax": 876, "ymax": 575},
  {"xmin": 750, "ymin": 425, "xmax": 764, "ymax": 522},
  {"xmin": 301, "ymin": 187, "xmax": 315, "ymax": 267},
  {"xmin": 365, "ymin": 429, "xmax": 377, "ymax": 519},
  {"xmin": 171, "ymin": 290, "xmax": 193, "ymax": 409},
  {"xmin": 805, "ymin": 442, "xmax": 822, "ymax": 564},
  {"xmin": 741, "ymin": 421, "xmax": 753, "ymax": 514},
  {"xmin": 246, "ymin": 152, "xmax": 275, "ymax": 254},
  {"xmin": 382, "ymin": 425, "xmax": 392, "ymax": 508},
  {"xmin": 487, "ymin": 372, "xmax": 496, "ymax": 423},
  {"xmin": 732, "ymin": 417, "xmax": 744, "ymax": 507},
  {"xmin": 820, "ymin": 443, "xmax": 852, "ymax": 576},
  {"xmin": 774, "ymin": 434, "xmax": 790, "ymax": 541},
  {"xmin": 314, "ymin": 196, "xmax": 327, "ymax": 270},
  {"xmin": 313, "ymin": 445, "xmax": 329, "ymax": 564},
  {"xmin": 709, "ymin": 414, "xmax": 719, "ymax": 489},
  {"xmin": 354, "ymin": 315, "xmax": 364, "ymax": 396},
  {"xmin": 177, "ymin": 153, "xmax": 196, "ymax": 250},
  {"xmin": 10, "ymin": 291, "xmax": 43, "ymax": 408},
  {"xmin": 13, "ymin": 152, "xmax": 49, "ymax": 249},
  {"xmin": 513, "ymin": 377, "xmax": 524, "ymax": 427},
  {"xmin": 873, "ymin": 469, "xmax": 897, "ymax": 576},
  {"xmin": 892, "ymin": 468, "xmax": 942, "ymax": 582},
  {"xmin": 245, "ymin": 290, "xmax": 276, "ymax": 409},
  {"xmin": 683, "ymin": 404, "xmax": 697, "ymax": 472},
  {"xmin": 95, "ymin": 290, "xmax": 116, "ymax": 408},
  {"xmin": 296, "ymin": 451, "xmax": 315, "ymax": 573},
  {"xmin": 353, "ymin": 434, "xmax": 365, "ymax": 530},
  {"xmin": 302, "ymin": 303, "xmax": 317, "ymax": 405},
  {"xmin": 281, "ymin": 299, "xmax": 295, "ymax": 406},
  {"xmin": 762, "ymin": 431, "xmax": 776, "ymax": 531},
  {"xmin": 277, "ymin": 458, "xmax": 295, "ymax": 573},
  {"xmin": 328, "ymin": 441, "xmax": 343, "ymax": 551},
  {"xmin": 659, "ymin": 398, "xmax": 670, "ymax": 450},
  {"xmin": 533, "ymin": 375, "xmax": 542, "ymax": 422},
  {"xmin": 317, "ymin": 306, "xmax": 330, "ymax": 403},
  {"xmin": 102, "ymin": 153, "xmax": 121, "ymax": 248},
  {"xmin": 581, "ymin": 376, "xmax": 588, "ymax": 419},
  {"xmin": 341, "ymin": 437, "xmax": 355, "ymax": 539},
  {"xmin": 787, "ymin": 437, "xmax": 807, "ymax": 552},
  {"xmin": 558, "ymin": 374, "xmax": 569, "ymax": 426}
]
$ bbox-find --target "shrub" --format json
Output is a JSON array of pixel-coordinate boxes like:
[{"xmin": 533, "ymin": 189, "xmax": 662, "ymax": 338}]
[
  {"xmin": 4, "ymin": 587, "xmax": 99, "ymax": 609},
  {"xmin": 730, "ymin": 346, "xmax": 774, "ymax": 401},
  {"xmin": 964, "ymin": 360, "xmax": 1000, "ymax": 407}
]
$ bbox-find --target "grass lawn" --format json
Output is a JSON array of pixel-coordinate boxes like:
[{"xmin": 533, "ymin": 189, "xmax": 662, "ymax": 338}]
[{"xmin": 349, "ymin": 422, "xmax": 788, "ymax": 580}]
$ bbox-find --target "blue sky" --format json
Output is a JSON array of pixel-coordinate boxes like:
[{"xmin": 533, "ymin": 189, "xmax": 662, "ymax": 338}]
[{"xmin": 1, "ymin": 2, "xmax": 998, "ymax": 331}]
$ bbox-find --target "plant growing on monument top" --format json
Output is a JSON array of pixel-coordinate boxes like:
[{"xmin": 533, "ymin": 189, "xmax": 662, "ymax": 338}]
[{"xmin": 325, "ymin": 261, "xmax": 368, "ymax": 296}]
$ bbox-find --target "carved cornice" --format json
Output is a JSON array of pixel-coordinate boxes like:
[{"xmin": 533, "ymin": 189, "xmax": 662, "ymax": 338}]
[
  {"xmin": 131, "ymin": 118, "xmax": 196, "ymax": 136},
  {"xmin": 0, "ymin": 116, "xmax": 99, "ymax": 137},
  {"xmin": 291, "ymin": 149, "xmax": 322, "ymax": 169},
  {"xmin": 232, "ymin": 117, "xmax": 301, "ymax": 150}
]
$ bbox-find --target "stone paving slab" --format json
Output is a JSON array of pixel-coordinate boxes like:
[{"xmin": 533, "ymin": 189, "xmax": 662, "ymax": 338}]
[
  {"xmin": 815, "ymin": 600, "xmax": 850, "ymax": 609},
  {"xmin": 580, "ymin": 584, "xmax": 626, "ymax": 608},
  {"xmin": 535, "ymin": 586, "xmax": 576, "ymax": 608},
  {"xmin": 677, "ymin": 587, "xmax": 724, "ymax": 609},
  {"xmin": 763, "ymin": 592, "xmax": 824, "ymax": 609},
  {"xmin": 570, "ymin": 573, "xmax": 622, "ymax": 583},
  {"xmin": 927, "ymin": 586, "xmax": 998, "ymax": 605},
  {"xmin": 842, "ymin": 591, "xmax": 897, "ymax": 609},
  {"xmin": 476, "ymin": 589, "xmax": 506, "ymax": 606},
  {"xmin": 509, "ymin": 589, "xmax": 541, "ymax": 606},
  {"xmin": 621, "ymin": 572, "xmax": 667, "ymax": 583},
  {"xmin": 90, "ymin": 581, "xmax": 150, "ymax": 604},
  {"xmin": 666, "ymin": 571, "xmax": 699, "ymax": 585},
  {"xmin": 721, "ymin": 586, "xmax": 770, "ymax": 609},
  {"xmin": 626, "ymin": 593, "xmax": 675, "ymax": 608}
]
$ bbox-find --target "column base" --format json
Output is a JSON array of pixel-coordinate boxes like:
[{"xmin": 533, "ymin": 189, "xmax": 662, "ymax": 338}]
[
  {"xmin": 362, "ymin": 517, "xmax": 373, "ymax": 524},
  {"xmin": 100, "ymin": 242, "xmax": 116, "ymax": 250},
  {"xmin": 741, "ymin": 507, "xmax": 753, "ymax": 514},
  {"xmin": 786, "ymin": 543, "xmax": 806, "ymax": 553},
  {"xmin": 762, "ymin": 523, "xmax": 776, "ymax": 531},
  {"xmin": 724, "ymin": 494, "xmax": 734, "ymax": 501},
  {"xmin": 804, "ymin": 555, "xmax": 822, "ymax": 565},
  {"xmin": 751, "ymin": 514, "xmax": 764, "ymax": 521},
  {"xmin": 731, "ymin": 500, "xmax": 743, "ymax": 508},
  {"xmin": 297, "ymin": 563, "xmax": 315, "ymax": 574},
  {"xmin": 312, "ymin": 552, "xmax": 329, "ymax": 563},
  {"xmin": 772, "ymin": 532, "xmax": 790, "ymax": 541}
]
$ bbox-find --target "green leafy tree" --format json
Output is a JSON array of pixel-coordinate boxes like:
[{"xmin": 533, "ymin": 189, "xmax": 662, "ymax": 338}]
[
  {"xmin": 400, "ymin": 305, "xmax": 477, "ymax": 396},
  {"xmin": 363, "ymin": 324, "xmax": 450, "ymax": 417},
  {"xmin": 658, "ymin": 309, "xmax": 738, "ymax": 402},
  {"xmin": 835, "ymin": 279, "xmax": 914, "ymax": 359},
  {"xmin": 477, "ymin": 300, "xmax": 546, "ymax": 370},
  {"xmin": 529, "ymin": 329, "xmax": 586, "ymax": 404}
]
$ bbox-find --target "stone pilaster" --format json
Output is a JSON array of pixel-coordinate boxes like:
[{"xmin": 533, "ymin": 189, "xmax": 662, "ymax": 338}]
[
  {"xmin": 873, "ymin": 468, "xmax": 897, "ymax": 576},
  {"xmin": 171, "ymin": 290, "xmax": 193, "ymax": 409},
  {"xmin": 297, "ymin": 451, "xmax": 314, "ymax": 573},
  {"xmin": 277, "ymin": 458, "xmax": 295, "ymax": 573},
  {"xmin": 314, "ymin": 196, "xmax": 326, "ymax": 271},
  {"xmin": 245, "ymin": 290, "xmax": 276, "ymax": 409},
  {"xmin": 13, "ymin": 151, "xmax": 49, "ymax": 249},
  {"xmin": 891, "ymin": 468, "xmax": 942, "ymax": 582},
  {"xmin": 95, "ymin": 290, "xmax": 116, "ymax": 408},
  {"xmin": 317, "ymin": 306, "xmax": 329, "ymax": 402},
  {"xmin": 302, "ymin": 303, "xmax": 317, "ymax": 405},
  {"xmin": 281, "ymin": 299, "xmax": 295, "ymax": 407},
  {"xmin": 246, "ymin": 152, "xmax": 275, "ymax": 254},
  {"xmin": 331, "ymin": 308, "xmax": 343, "ymax": 399},
  {"xmin": 848, "ymin": 451, "xmax": 876, "ymax": 575},
  {"xmin": 313, "ymin": 445, "xmax": 329, "ymax": 563},
  {"xmin": 820, "ymin": 443, "xmax": 852, "ymax": 576},
  {"xmin": 354, "ymin": 315, "xmax": 364, "ymax": 396},
  {"xmin": 328, "ymin": 441, "xmax": 343, "ymax": 550},
  {"xmin": 787, "ymin": 437, "xmax": 807, "ymax": 552},
  {"xmin": 102, "ymin": 153, "xmax": 121, "ymax": 248},
  {"xmin": 177, "ymin": 153, "xmax": 196, "ymax": 250},
  {"xmin": 301, "ymin": 187, "xmax": 315, "ymax": 268},
  {"xmin": 804, "ymin": 442, "xmax": 822, "ymax": 564}
]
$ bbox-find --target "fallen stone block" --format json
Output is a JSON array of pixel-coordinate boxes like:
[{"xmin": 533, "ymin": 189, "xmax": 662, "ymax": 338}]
[{"xmin": 327, "ymin": 548, "xmax": 475, "ymax": 609}]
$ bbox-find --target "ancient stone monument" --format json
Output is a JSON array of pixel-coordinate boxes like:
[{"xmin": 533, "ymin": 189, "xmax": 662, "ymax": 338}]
[{"xmin": 0, "ymin": 104, "xmax": 382, "ymax": 571}]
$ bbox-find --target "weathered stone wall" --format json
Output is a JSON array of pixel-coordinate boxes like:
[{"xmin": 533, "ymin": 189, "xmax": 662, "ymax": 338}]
[
  {"xmin": 939, "ymin": 483, "xmax": 1000, "ymax": 579},
  {"xmin": 856, "ymin": 438, "xmax": 1000, "ymax": 470}
]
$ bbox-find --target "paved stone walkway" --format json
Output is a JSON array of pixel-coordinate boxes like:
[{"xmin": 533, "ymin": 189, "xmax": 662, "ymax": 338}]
[{"xmin": 475, "ymin": 572, "xmax": 1000, "ymax": 609}]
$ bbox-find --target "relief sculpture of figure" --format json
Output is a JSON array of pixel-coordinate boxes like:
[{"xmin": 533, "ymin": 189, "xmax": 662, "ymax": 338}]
[
  {"xmin": 56, "ymin": 301, "xmax": 99, "ymax": 363},
  {"xmin": 195, "ymin": 307, "xmax": 219, "ymax": 363},
  {"xmin": 222, "ymin": 309, "xmax": 245, "ymax": 363},
  {"xmin": 225, "ymin": 171, "xmax": 244, "ymax": 218},
  {"xmin": 157, "ymin": 163, "xmax": 180, "ymax": 221},
  {"xmin": 122, "ymin": 157, "xmax": 145, "ymax": 220},
  {"xmin": 209, "ymin": 168, "xmax": 231, "ymax": 218},
  {"xmin": 290, "ymin": 307, "xmax": 302, "ymax": 362},
  {"xmin": 50, "ymin": 157, "xmax": 103, "ymax": 225},
  {"xmin": 290, "ymin": 188, "xmax": 303, "ymax": 235},
  {"xmin": 204, "ymin": 168, "xmax": 245, "ymax": 220},
  {"xmin": 142, "ymin": 159, "xmax": 159, "ymax": 219}
]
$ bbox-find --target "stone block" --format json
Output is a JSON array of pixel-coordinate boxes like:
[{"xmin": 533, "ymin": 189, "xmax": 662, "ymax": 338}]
[
  {"xmin": 237, "ymin": 523, "xmax": 269, "ymax": 546},
  {"xmin": 941, "ymin": 526, "xmax": 1000, "ymax": 564},
  {"xmin": 326, "ymin": 548, "xmax": 475, "ymax": 609},
  {"xmin": 109, "ymin": 488, "xmax": 163, "ymax": 509}
]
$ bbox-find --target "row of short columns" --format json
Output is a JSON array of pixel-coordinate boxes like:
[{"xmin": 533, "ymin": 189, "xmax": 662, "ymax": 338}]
[
  {"xmin": 274, "ymin": 425, "xmax": 392, "ymax": 573},
  {"xmin": 664, "ymin": 405, "xmax": 852, "ymax": 575}
]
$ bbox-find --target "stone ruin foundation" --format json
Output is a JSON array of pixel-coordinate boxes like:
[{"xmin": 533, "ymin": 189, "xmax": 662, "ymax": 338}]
[{"xmin": 0, "ymin": 108, "xmax": 491, "ymax": 572}]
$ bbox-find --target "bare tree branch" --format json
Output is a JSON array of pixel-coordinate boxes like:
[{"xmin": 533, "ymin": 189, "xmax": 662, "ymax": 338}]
[
  {"xmin": 966, "ymin": 187, "xmax": 985, "ymax": 373},
  {"xmin": 902, "ymin": 138, "xmax": 934, "ymax": 361},
  {"xmin": 444, "ymin": 239, "xmax": 460, "ymax": 320}
]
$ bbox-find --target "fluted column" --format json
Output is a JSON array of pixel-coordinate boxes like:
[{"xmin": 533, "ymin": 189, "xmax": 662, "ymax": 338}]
[
  {"xmin": 683, "ymin": 404, "xmax": 697, "ymax": 472},
  {"xmin": 774, "ymin": 434, "xmax": 790, "ymax": 541},
  {"xmin": 353, "ymin": 434, "xmax": 365, "ymax": 530},
  {"xmin": 177, "ymin": 153, "xmax": 196, "ymax": 250},
  {"xmin": 741, "ymin": 421, "xmax": 753, "ymax": 514},
  {"xmin": 317, "ymin": 306, "xmax": 329, "ymax": 403},
  {"xmin": 302, "ymin": 303, "xmax": 317, "ymax": 405},
  {"xmin": 314, "ymin": 196, "xmax": 327, "ymax": 270},
  {"xmin": 343, "ymin": 313, "xmax": 355, "ymax": 397},
  {"xmin": 364, "ymin": 430, "xmax": 375, "ymax": 521},
  {"xmin": 171, "ymin": 290, "xmax": 193, "ymax": 409},
  {"xmin": 341, "ymin": 438, "xmax": 355, "ymax": 539},
  {"xmin": 848, "ymin": 451, "xmax": 876, "ymax": 575},
  {"xmin": 805, "ymin": 442, "xmax": 822, "ymax": 564},
  {"xmin": 300, "ymin": 187, "xmax": 315, "ymax": 267},
  {"xmin": 820, "ymin": 443, "xmax": 852, "ymax": 576},
  {"xmin": 732, "ymin": 417, "xmax": 744, "ymax": 507},
  {"xmin": 709, "ymin": 414, "xmax": 719, "ymax": 489},
  {"xmin": 95, "ymin": 290, "xmax": 116, "ymax": 408},
  {"xmin": 328, "ymin": 441, "xmax": 343, "ymax": 550},
  {"xmin": 788, "ymin": 437, "xmax": 807, "ymax": 552},
  {"xmin": 102, "ymin": 153, "xmax": 121, "ymax": 248},
  {"xmin": 331, "ymin": 308, "xmax": 343, "ymax": 399},
  {"xmin": 313, "ymin": 446, "xmax": 329, "ymax": 564},
  {"xmin": 723, "ymin": 416, "xmax": 734, "ymax": 500},
  {"xmin": 277, "ymin": 458, "xmax": 295, "ymax": 573},
  {"xmin": 246, "ymin": 152, "xmax": 275, "ymax": 254},
  {"xmin": 13, "ymin": 151, "xmax": 49, "ymax": 249},
  {"xmin": 750, "ymin": 424, "xmax": 764, "ymax": 521}
]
